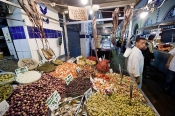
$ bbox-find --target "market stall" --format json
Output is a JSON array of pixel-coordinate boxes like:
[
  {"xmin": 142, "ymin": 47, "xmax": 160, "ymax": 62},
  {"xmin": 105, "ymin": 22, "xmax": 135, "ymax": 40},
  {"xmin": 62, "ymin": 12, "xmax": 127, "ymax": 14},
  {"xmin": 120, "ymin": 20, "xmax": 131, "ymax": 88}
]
[
  {"xmin": 138, "ymin": 19, "xmax": 175, "ymax": 74},
  {"xmin": 0, "ymin": 0, "xmax": 161, "ymax": 115}
]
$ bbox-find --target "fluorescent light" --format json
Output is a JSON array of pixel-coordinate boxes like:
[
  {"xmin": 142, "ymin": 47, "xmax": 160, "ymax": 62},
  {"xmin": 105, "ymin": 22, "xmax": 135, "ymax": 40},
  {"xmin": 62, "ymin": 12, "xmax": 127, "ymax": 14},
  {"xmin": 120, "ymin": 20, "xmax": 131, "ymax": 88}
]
[
  {"xmin": 89, "ymin": 9, "xmax": 93, "ymax": 14},
  {"xmin": 81, "ymin": 0, "xmax": 88, "ymax": 5},
  {"xmin": 140, "ymin": 11, "xmax": 148, "ymax": 19}
]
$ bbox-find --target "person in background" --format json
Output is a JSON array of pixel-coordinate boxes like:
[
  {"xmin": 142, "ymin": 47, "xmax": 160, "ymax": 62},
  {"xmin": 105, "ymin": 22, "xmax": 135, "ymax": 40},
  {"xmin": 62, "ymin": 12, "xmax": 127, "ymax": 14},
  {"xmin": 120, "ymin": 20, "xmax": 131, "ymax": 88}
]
[
  {"xmin": 164, "ymin": 48, "xmax": 175, "ymax": 97},
  {"xmin": 147, "ymin": 34, "xmax": 155, "ymax": 62},
  {"xmin": 142, "ymin": 43, "xmax": 150, "ymax": 78},
  {"xmin": 116, "ymin": 38, "xmax": 122, "ymax": 54},
  {"xmin": 121, "ymin": 39, "xmax": 127, "ymax": 53},
  {"xmin": 127, "ymin": 36, "xmax": 147, "ymax": 88},
  {"xmin": 90, "ymin": 35, "xmax": 95, "ymax": 56}
]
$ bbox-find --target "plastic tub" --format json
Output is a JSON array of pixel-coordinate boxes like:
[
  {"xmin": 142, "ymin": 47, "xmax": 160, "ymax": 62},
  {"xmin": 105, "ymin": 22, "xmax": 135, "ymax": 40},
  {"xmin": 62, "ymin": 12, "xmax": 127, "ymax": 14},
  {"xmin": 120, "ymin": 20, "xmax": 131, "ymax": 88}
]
[{"xmin": 0, "ymin": 52, "xmax": 3, "ymax": 60}]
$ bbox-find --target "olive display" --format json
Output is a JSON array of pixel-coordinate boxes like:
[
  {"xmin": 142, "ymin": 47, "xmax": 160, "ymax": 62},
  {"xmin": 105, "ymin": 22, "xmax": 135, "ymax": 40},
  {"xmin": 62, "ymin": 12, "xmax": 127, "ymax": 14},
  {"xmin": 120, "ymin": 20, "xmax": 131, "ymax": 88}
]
[
  {"xmin": 0, "ymin": 84, "xmax": 12, "ymax": 102},
  {"xmin": 86, "ymin": 92, "xmax": 156, "ymax": 116},
  {"xmin": 0, "ymin": 74, "xmax": 14, "ymax": 82}
]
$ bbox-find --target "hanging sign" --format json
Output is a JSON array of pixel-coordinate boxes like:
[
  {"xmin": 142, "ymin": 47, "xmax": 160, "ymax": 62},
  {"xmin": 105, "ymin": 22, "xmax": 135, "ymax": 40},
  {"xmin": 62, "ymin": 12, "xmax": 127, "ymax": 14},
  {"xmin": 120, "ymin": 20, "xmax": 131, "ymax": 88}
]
[
  {"xmin": 65, "ymin": 74, "xmax": 74, "ymax": 85},
  {"xmin": 68, "ymin": 6, "xmax": 88, "ymax": 21},
  {"xmin": 0, "ymin": 100, "xmax": 9, "ymax": 116},
  {"xmin": 46, "ymin": 90, "xmax": 61, "ymax": 111},
  {"xmin": 84, "ymin": 88, "xmax": 92, "ymax": 100},
  {"xmin": 15, "ymin": 66, "xmax": 28, "ymax": 76}
]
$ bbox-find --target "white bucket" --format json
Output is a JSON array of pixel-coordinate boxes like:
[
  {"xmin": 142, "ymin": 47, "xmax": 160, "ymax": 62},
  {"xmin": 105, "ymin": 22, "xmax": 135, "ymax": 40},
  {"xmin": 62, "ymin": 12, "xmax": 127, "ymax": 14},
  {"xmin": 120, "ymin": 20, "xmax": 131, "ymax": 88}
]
[
  {"xmin": 0, "ymin": 52, "xmax": 3, "ymax": 60},
  {"xmin": 123, "ymin": 48, "xmax": 132, "ymax": 58}
]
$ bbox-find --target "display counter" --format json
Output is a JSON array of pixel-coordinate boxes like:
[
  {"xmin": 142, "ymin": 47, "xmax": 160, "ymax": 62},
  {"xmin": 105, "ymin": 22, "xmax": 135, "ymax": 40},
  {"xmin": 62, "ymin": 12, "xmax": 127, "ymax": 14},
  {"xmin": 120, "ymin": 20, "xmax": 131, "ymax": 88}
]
[{"xmin": 151, "ymin": 50, "xmax": 170, "ymax": 74}]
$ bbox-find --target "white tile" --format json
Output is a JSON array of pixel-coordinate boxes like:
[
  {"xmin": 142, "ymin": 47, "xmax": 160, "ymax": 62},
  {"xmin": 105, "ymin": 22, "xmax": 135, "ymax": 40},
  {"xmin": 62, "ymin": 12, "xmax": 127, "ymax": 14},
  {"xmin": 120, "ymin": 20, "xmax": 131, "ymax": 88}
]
[
  {"xmin": 19, "ymin": 39, "xmax": 30, "ymax": 51},
  {"xmin": 13, "ymin": 40, "xmax": 21, "ymax": 51},
  {"xmin": 23, "ymin": 51, "xmax": 32, "ymax": 58},
  {"xmin": 17, "ymin": 52, "xmax": 23, "ymax": 60}
]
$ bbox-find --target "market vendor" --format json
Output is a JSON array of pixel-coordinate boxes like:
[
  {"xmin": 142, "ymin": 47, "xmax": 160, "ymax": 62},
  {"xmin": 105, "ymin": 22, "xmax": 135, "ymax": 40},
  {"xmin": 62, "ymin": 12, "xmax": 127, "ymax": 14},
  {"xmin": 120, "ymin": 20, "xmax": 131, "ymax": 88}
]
[
  {"xmin": 127, "ymin": 36, "xmax": 147, "ymax": 88},
  {"xmin": 164, "ymin": 47, "xmax": 175, "ymax": 97}
]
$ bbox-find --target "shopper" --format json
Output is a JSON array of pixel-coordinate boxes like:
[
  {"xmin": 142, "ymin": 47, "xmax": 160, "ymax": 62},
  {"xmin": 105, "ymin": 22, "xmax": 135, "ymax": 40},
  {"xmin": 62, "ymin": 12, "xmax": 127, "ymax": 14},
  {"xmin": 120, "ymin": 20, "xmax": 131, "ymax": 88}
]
[
  {"xmin": 164, "ymin": 48, "xmax": 175, "ymax": 97},
  {"xmin": 116, "ymin": 38, "xmax": 122, "ymax": 54},
  {"xmin": 142, "ymin": 34, "xmax": 155, "ymax": 78},
  {"xmin": 147, "ymin": 34, "xmax": 155, "ymax": 62},
  {"xmin": 127, "ymin": 36, "xmax": 147, "ymax": 88},
  {"xmin": 90, "ymin": 35, "xmax": 95, "ymax": 56},
  {"xmin": 121, "ymin": 39, "xmax": 127, "ymax": 53}
]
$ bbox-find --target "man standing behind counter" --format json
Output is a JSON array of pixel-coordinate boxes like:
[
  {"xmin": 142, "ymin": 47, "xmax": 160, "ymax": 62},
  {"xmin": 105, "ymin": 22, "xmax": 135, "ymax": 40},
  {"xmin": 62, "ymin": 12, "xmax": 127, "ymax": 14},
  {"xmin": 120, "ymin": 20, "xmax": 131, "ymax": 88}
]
[{"xmin": 127, "ymin": 37, "xmax": 147, "ymax": 88}]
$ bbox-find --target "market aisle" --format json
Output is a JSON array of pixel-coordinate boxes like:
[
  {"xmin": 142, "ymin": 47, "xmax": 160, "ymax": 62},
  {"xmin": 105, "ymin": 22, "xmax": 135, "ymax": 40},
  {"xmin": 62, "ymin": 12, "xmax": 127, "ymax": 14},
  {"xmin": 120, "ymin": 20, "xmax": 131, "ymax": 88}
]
[{"xmin": 142, "ymin": 67, "xmax": 175, "ymax": 116}]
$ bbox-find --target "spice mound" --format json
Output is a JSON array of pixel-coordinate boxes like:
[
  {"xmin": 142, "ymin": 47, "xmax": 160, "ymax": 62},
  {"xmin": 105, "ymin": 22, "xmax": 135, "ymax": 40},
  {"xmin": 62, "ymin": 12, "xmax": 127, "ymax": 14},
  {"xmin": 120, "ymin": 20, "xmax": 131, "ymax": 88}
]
[
  {"xmin": 38, "ymin": 62, "xmax": 56, "ymax": 72},
  {"xmin": 16, "ymin": 71, "xmax": 41, "ymax": 84},
  {"xmin": 66, "ymin": 77, "xmax": 91, "ymax": 95},
  {"xmin": 50, "ymin": 62, "xmax": 78, "ymax": 79}
]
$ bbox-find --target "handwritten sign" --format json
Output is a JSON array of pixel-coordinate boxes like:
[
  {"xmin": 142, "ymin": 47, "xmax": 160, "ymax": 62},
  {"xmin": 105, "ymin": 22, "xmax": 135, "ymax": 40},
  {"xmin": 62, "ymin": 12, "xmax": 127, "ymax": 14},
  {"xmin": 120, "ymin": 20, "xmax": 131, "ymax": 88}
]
[
  {"xmin": 0, "ymin": 100, "xmax": 9, "ymax": 116},
  {"xmin": 15, "ymin": 66, "xmax": 28, "ymax": 76},
  {"xmin": 109, "ymin": 69, "xmax": 113, "ymax": 73},
  {"xmin": 84, "ymin": 88, "xmax": 92, "ymax": 100},
  {"xmin": 65, "ymin": 74, "xmax": 74, "ymax": 85},
  {"xmin": 46, "ymin": 91, "xmax": 61, "ymax": 111},
  {"xmin": 76, "ymin": 67, "xmax": 82, "ymax": 72},
  {"xmin": 68, "ymin": 6, "xmax": 87, "ymax": 21}
]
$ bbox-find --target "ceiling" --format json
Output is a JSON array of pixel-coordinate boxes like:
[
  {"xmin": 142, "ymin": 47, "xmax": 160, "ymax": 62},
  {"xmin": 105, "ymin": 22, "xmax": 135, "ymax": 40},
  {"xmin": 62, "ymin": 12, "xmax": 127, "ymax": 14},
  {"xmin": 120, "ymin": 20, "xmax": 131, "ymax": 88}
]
[{"xmin": 44, "ymin": 0, "xmax": 141, "ymax": 13}]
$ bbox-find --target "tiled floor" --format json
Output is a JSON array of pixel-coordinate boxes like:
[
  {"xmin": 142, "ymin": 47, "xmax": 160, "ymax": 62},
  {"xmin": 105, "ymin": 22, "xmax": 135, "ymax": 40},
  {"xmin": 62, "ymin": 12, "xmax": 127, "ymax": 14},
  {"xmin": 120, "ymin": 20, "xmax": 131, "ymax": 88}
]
[{"xmin": 142, "ymin": 67, "xmax": 175, "ymax": 116}]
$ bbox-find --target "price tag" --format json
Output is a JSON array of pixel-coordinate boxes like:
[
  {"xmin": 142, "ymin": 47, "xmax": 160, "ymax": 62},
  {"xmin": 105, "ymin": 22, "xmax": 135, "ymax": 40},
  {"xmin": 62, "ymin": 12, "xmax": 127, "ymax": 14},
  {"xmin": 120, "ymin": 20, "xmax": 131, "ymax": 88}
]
[
  {"xmin": 84, "ymin": 88, "xmax": 92, "ymax": 100},
  {"xmin": 76, "ymin": 67, "xmax": 82, "ymax": 72},
  {"xmin": 65, "ymin": 74, "xmax": 74, "ymax": 85},
  {"xmin": 46, "ymin": 91, "xmax": 61, "ymax": 111},
  {"xmin": 99, "ymin": 58, "xmax": 102, "ymax": 61},
  {"xmin": 109, "ymin": 69, "xmax": 113, "ymax": 73},
  {"xmin": 15, "ymin": 66, "xmax": 28, "ymax": 76},
  {"xmin": 38, "ymin": 60, "xmax": 46, "ymax": 66},
  {"xmin": 0, "ymin": 100, "xmax": 9, "ymax": 116}
]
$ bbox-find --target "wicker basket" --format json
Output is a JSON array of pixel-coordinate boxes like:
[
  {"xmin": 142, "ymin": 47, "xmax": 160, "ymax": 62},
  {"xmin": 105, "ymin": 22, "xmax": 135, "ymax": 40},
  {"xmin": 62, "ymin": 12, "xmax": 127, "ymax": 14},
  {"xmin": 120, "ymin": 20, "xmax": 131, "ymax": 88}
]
[{"xmin": 18, "ymin": 58, "xmax": 38, "ymax": 70}]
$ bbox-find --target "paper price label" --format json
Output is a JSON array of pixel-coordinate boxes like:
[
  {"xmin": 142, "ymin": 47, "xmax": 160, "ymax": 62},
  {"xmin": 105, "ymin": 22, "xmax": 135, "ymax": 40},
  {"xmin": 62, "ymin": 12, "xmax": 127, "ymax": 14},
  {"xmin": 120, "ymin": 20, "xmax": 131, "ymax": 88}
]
[
  {"xmin": 0, "ymin": 100, "xmax": 9, "ymax": 116},
  {"xmin": 46, "ymin": 91, "xmax": 61, "ymax": 111},
  {"xmin": 38, "ymin": 60, "xmax": 46, "ymax": 66},
  {"xmin": 84, "ymin": 88, "xmax": 92, "ymax": 100},
  {"xmin": 76, "ymin": 67, "xmax": 82, "ymax": 72},
  {"xmin": 15, "ymin": 66, "xmax": 28, "ymax": 76},
  {"xmin": 109, "ymin": 69, "xmax": 113, "ymax": 73},
  {"xmin": 65, "ymin": 74, "xmax": 73, "ymax": 85}
]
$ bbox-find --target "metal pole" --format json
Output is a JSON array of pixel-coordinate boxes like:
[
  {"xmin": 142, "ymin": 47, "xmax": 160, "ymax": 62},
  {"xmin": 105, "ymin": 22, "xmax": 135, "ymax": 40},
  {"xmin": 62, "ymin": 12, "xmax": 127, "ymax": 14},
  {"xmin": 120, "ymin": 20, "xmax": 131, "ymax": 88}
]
[
  {"xmin": 0, "ymin": 17, "xmax": 25, "ymax": 22},
  {"xmin": 63, "ymin": 12, "xmax": 70, "ymax": 58}
]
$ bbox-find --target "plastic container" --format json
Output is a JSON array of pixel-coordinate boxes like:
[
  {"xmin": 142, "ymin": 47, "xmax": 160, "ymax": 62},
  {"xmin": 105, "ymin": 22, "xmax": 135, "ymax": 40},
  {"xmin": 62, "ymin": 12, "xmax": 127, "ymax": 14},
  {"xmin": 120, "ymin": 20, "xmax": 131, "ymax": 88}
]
[{"xmin": 0, "ymin": 52, "xmax": 3, "ymax": 60}]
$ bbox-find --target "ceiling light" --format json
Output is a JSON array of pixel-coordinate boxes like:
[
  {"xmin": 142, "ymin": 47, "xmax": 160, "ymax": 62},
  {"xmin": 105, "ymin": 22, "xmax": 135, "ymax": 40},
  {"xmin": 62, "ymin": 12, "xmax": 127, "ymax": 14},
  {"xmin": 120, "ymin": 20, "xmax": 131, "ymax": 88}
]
[
  {"xmin": 81, "ymin": 0, "xmax": 88, "ymax": 5},
  {"xmin": 140, "ymin": 11, "xmax": 148, "ymax": 19},
  {"xmin": 89, "ymin": 9, "xmax": 93, "ymax": 15}
]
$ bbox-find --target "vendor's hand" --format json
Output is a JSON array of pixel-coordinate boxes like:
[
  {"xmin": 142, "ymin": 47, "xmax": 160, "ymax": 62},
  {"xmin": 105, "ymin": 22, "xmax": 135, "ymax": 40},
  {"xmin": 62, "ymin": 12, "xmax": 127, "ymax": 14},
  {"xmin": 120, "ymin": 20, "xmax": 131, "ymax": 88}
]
[
  {"xmin": 151, "ymin": 59, "xmax": 154, "ymax": 62},
  {"xmin": 166, "ymin": 63, "xmax": 170, "ymax": 69}
]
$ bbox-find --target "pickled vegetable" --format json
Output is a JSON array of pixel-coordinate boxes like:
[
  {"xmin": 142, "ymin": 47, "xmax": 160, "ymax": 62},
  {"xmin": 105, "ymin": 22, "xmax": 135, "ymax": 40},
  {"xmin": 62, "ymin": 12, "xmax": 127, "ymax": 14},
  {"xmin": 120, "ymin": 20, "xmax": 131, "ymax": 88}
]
[
  {"xmin": 86, "ymin": 92, "xmax": 156, "ymax": 116},
  {"xmin": 0, "ymin": 84, "xmax": 12, "ymax": 102},
  {"xmin": 0, "ymin": 74, "xmax": 14, "ymax": 82}
]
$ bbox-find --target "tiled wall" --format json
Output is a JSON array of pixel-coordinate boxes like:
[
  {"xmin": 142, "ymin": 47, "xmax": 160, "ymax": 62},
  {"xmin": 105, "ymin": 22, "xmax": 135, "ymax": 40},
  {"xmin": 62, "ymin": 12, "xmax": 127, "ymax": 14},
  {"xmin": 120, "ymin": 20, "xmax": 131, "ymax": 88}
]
[
  {"xmin": 9, "ymin": 26, "xmax": 26, "ymax": 40},
  {"xmin": 27, "ymin": 26, "xmax": 62, "ymax": 39},
  {"xmin": 8, "ymin": 26, "xmax": 31, "ymax": 59}
]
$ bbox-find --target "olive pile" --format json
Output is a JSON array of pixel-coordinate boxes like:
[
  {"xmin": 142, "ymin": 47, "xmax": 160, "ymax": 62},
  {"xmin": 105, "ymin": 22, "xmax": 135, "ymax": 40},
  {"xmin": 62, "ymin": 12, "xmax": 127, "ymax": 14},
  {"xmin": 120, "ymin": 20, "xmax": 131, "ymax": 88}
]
[
  {"xmin": 5, "ymin": 73, "xmax": 66, "ymax": 116},
  {"xmin": 0, "ymin": 74, "xmax": 14, "ymax": 82},
  {"xmin": 0, "ymin": 84, "xmax": 12, "ymax": 102},
  {"xmin": 66, "ymin": 77, "xmax": 91, "ymax": 95},
  {"xmin": 77, "ymin": 65, "xmax": 94, "ymax": 78},
  {"xmin": 86, "ymin": 92, "xmax": 156, "ymax": 116}
]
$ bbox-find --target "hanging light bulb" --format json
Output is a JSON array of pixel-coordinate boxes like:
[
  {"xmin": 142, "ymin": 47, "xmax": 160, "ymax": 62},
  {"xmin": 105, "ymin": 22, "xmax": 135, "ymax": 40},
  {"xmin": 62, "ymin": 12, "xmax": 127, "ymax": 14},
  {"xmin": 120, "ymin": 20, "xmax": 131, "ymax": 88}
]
[
  {"xmin": 140, "ymin": 11, "xmax": 148, "ymax": 19},
  {"xmin": 81, "ymin": 0, "xmax": 88, "ymax": 5},
  {"xmin": 89, "ymin": 9, "xmax": 93, "ymax": 15}
]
